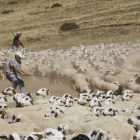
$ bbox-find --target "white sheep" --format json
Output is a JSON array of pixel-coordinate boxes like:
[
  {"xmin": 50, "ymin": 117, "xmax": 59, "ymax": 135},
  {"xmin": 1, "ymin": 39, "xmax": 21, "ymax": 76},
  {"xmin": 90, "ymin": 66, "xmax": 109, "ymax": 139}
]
[
  {"xmin": 87, "ymin": 128, "xmax": 110, "ymax": 140},
  {"xmin": 72, "ymin": 74, "xmax": 89, "ymax": 93}
]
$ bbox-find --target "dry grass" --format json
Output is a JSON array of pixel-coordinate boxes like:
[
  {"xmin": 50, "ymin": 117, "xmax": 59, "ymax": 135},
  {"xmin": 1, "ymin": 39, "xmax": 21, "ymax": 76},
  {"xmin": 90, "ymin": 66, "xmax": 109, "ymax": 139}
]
[{"xmin": 0, "ymin": 0, "xmax": 140, "ymax": 51}]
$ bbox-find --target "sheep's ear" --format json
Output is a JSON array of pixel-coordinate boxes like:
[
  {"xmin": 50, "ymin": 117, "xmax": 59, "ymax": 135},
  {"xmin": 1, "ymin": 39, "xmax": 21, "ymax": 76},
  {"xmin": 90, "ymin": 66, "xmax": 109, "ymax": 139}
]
[
  {"xmin": 130, "ymin": 95, "xmax": 134, "ymax": 98},
  {"xmin": 46, "ymin": 89, "xmax": 50, "ymax": 95},
  {"xmin": 33, "ymin": 134, "xmax": 43, "ymax": 139},
  {"xmin": 46, "ymin": 132, "xmax": 54, "ymax": 136},
  {"xmin": 9, "ymin": 135, "xmax": 14, "ymax": 140}
]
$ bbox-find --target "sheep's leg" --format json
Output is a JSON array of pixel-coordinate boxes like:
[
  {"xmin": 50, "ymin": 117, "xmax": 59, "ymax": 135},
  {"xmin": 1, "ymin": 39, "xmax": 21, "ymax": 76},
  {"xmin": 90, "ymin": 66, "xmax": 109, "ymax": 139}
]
[
  {"xmin": 32, "ymin": 76, "xmax": 36, "ymax": 81},
  {"xmin": 1, "ymin": 73, "xmax": 4, "ymax": 80},
  {"xmin": 58, "ymin": 79, "xmax": 62, "ymax": 85},
  {"xmin": 42, "ymin": 73, "xmax": 46, "ymax": 80},
  {"xmin": 58, "ymin": 75, "xmax": 62, "ymax": 85},
  {"xmin": 73, "ymin": 84, "xmax": 76, "ymax": 90}
]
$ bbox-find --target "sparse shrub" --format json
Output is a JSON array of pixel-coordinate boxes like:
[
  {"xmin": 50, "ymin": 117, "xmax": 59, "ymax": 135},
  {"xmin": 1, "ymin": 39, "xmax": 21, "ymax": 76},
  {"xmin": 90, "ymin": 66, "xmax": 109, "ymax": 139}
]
[
  {"xmin": 25, "ymin": 1, "xmax": 29, "ymax": 3},
  {"xmin": 51, "ymin": 3, "xmax": 62, "ymax": 8},
  {"xmin": 8, "ymin": 1, "xmax": 18, "ymax": 5},
  {"xmin": 28, "ymin": 11, "xmax": 42, "ymax": 15},
  {"xmin": 60, "ymin": 22, "xmax": 79, "ymax": 31},
  {"xmin": 2, "ymin": 10, "xmax": 14, "ymax": 14},
  {"xmin": 45, "ymin": 7, "xmax": 49, "ymax": 9}
]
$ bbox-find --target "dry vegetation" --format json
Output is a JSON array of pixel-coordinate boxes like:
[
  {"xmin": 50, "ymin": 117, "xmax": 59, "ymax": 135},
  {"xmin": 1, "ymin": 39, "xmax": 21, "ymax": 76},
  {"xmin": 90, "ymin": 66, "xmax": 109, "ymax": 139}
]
[{"xmin": 0, "ymin": 0, "xmax": 140, "ymax": 51}]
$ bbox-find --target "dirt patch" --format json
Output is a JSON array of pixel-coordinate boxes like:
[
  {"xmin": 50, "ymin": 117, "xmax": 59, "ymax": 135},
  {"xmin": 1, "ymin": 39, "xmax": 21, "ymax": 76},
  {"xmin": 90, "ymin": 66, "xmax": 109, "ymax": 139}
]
[{"xmin": 0, "ymin": 76, "xmax": 79, "ymax": 97}]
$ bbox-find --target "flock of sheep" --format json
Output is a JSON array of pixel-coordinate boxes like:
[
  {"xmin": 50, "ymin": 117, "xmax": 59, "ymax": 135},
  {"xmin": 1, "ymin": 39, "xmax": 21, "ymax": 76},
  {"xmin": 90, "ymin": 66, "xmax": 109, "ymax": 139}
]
[{"xmin": 0, "ymin": 41, "xmax": 140, "ymax": 139}]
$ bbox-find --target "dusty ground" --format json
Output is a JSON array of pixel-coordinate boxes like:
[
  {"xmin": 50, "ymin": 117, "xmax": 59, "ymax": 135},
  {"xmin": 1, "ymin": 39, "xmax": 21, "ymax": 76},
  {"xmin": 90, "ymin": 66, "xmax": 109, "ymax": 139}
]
[
  {"xmin": 0, "ymin": 0, "xmax": 140, "ymax": 51},
  {"xmin": 0, "ymin": 76, "xmax": 79, "ymax": 97}
]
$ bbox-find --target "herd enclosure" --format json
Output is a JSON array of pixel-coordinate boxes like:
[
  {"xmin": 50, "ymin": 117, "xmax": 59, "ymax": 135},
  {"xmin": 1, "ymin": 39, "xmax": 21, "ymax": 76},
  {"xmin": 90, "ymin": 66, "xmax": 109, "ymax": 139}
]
[{"xmin": 0, "ymin": 0, "xmax": 140, "ymax": 51}]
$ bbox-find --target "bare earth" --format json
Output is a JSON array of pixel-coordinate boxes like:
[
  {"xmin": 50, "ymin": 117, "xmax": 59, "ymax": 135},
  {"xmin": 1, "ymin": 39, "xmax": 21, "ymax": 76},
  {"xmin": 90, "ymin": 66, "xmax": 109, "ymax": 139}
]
[{"xmin": 0, "ymin": 76, "xmax": 79, "ymax": 97}]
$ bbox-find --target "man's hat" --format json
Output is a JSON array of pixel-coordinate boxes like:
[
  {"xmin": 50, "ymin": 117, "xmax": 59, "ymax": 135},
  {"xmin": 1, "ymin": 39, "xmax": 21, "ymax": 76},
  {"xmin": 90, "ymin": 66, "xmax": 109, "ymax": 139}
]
[
  {"xmin": 17, "ymin": 32, "xmax": 22, "ymax": 35},
  {"xmin": 15, "ymin": 52, "xmax": 22, "ymax": 58}
]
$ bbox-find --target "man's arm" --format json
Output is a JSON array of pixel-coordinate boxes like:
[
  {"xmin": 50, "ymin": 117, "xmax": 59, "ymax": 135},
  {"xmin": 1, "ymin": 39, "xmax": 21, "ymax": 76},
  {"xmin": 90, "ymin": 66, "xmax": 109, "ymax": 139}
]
[
  {"xmin": 21, "ymin": 67, "xmax": 30, "ymax": 76},
  {"xmin": 13, "ymin": 66, "xmax": 25, "ymax": 76},
  {"xmin": 18, "ymin": 39, "xmax": 24, "ymax": 48}
]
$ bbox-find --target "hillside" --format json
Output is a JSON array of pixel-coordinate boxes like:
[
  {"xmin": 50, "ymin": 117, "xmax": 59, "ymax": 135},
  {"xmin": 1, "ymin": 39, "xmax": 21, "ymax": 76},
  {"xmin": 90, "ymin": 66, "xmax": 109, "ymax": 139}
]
[{"xmin": 0, "ymin": 0, "xmax": 140, "ymax": 51}]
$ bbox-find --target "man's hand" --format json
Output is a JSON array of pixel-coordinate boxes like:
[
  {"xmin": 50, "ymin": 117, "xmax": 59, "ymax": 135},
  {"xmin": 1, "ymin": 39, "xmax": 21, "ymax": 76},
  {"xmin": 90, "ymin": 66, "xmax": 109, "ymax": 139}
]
[{"xmin": 21, "ymin": 73, "xmax": 26, "ymax": 76}]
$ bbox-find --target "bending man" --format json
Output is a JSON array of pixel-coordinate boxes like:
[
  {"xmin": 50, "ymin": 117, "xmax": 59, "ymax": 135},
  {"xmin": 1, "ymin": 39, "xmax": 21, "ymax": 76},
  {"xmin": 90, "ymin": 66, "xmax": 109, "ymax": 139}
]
[{"xmin": 6, "ymin": 53, "xmax": 30, "ymax": 94}]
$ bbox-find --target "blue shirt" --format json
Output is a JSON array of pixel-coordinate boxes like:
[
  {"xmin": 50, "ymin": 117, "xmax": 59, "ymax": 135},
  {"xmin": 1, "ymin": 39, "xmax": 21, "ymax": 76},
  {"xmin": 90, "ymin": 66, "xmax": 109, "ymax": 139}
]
[{"xmin": 6, "ymin": 58, "xmax": 22, "ymax": 75}]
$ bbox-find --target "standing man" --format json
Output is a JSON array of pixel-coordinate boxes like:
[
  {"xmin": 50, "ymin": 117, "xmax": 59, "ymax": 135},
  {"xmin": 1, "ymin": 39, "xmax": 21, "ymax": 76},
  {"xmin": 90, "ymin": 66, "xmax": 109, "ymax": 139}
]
[
  {"xmin": 6, "ymin": 52, "xmax": 30, "ymax": 94},
  {"xmin": 12, "ymin": 32, "xmax": 24, "ymax": 52}
]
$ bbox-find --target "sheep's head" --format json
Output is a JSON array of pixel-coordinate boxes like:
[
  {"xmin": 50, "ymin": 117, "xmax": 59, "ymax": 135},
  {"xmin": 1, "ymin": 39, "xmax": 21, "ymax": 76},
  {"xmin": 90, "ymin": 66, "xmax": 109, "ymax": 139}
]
[
  {"xmin": 91, "ymin": 107, "xmax": 104, "ymax": 117},
  {"xmin": 104, "ymin": 98, "xmax": 115, "ymax": 105},
  {"xmin": 89, "ymin": 97, "xmax": 102, "ymax": 108},
  {"xmin": 43, "ymin": 128, "xmax": 66, "ymax": 140},
  {"xmin": 128, "ymin": 113, "xmax": 140, "ymax": 128},
  {"xmin": 0, "ymin": 104, "xmax": 9, "ymax": 111},
  {"xmin": 9, "ymin": 114, "xmax": 21, "ymax": 124},
  {"xmin": 133, "ymin": 130, "xmax": 140, "ymax": 140},
  {"xmin": 87, "ymin": 128, "xmax": 109, "ymax": 140},
  {"xmin": 36, "ymin": 88, "xmax": 50, "ymax": 97},
  {"xmin": 2, "ymin": 87, "xmax": 16, "ymax": 96},
  {"xmin": 65, "ymin": 98, "xmax": 73, "ymax": 107},
  {"xmin": 45, "ymin": 110, "xmax": 59, "ymax": 118},
  {"xmin": 122, "ymin": 93, "xmax": 134, "ymax": 101},
  {"xmin": 57, "ymin": 123, "xmax": 71, "ymax": 135},
  {"xmin": 103, "ymin": 106, "xmax": 117, "ymax": 116}
]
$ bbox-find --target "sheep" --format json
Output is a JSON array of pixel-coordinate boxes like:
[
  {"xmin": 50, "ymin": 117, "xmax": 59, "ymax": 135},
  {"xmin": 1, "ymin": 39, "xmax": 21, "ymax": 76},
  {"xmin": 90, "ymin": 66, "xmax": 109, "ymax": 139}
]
[
  {"xmin": 122, "ymin": 92, "xmax": 134, "ymax": 101},
  {"xmin": 119, "ymin": 70, "xmax": 137, "ymax": 77},
  {"xmin": 45, "ymin": 105, "xmax": 64, "ymax": 118},
  {"xmin": 19, "ymin": 96, "xmax": 35, "ymax": 107},
  {"xmin": 88, "ymin": 77, "xmax": 118, "ymax": 92},
  {"xmin": 89, "ymin": 97, "xmax": 102, "ymax": 108},
  {"xmin": 57, "ymin": 123, "xmax": 72, "ymax": 135},
  {"xmin": 91, "ymin": 107, "xmax": 103, "ymax": 117},
  {"xmin": 126, "ymin": 80, "xmax": 140, "ymax": 93},
  {"xmin": 71, "ymin": 134, "xmax": 90, "ymax": 140},
  {"xmin": 51, "ymin": 63, "xmax": 62, "ymax": 84},
  {"xmin": 78, "ymin": 95, "xmax": 88, "ymax": 106},
  {"xmin": 0, "ymin": 94, "xmax": 7, "ymax": 104},
  {"xmin": 36, "ymin": 88, "xmax": 50, "ymax": 98},
  {"xmin": 45, "ymin": 109, "xmax": 59, "ymax": 118},
  {"xmin": 59, "ymin": 69, "xmax": 77, "ymax": 81},
  {"xmin": 121, "ymin": 64, "xmax": 140, "ymax": 72},
  {"xmin": 56, "ymin": 98, "xmax": 65, "ymax": 106},
  {"xmin": 0, "ymin": 103, "xmax": 9, "ymax": 110},
  {"xmin": 128, "ymin": 112, "xmax": 140, "ymax": 129},
  {"xmin": 87, "ymin": 93, "xmax": 97, "ymax": 101},
  {"xmin": 104, "ymin": 75, "xmax": 134, "ymax": 86},
  {"xmin": 9, "ymin": 132, "xmax": 21, "ymax": 140},
  {"xmin": 49, "ymin": 96, "xmax": 60, "ymax": 103},
  {"xmin": 62, "ymin": 93, "xmax": 73, "ymax": 102},
  {"xmin": 9, "ymin": 113, "xmax": 31, "ymax": 124},
  {"xmin": 104, "ymin": 98, "xmax": 115, "ymax": 105},
  {"xmin": 113, "ymin": 85, "xmax": 126, "ymax": 96},
  {"xmin": 65, "ymin": 98, "xmax": 73, "ymax": 107},
  {"xmin": 133, "ymin": 130, "xmax": 140, "ymax": 140},
  {"xmin": 22, "ymin": 132, "xmax": 42, "ymax": 140},
  {"xmin": 103, "ymin": 106, "xmax": 118, "ymax": 116},
  {"xmin": 41, "ymin": 128, "xmax": 66, "ymax": 140},
  {"xmin": 0, "ymin": 110, "xmax": 7, "ymax": 119},
  {"xmin": 2, "ymin": 87, "xmax": 16, "ymax": 96},
  {"xmin": 71, "ymin": 74, "xmax": 89, "ymax": 93},
  {"xmin": 87, "ymin": 128, "xmax": 110, "ymax": 140}
]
